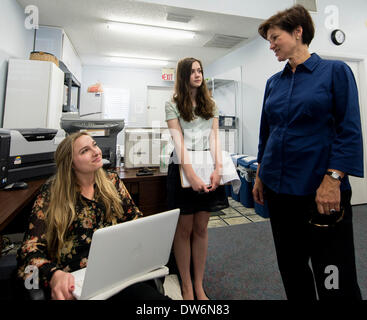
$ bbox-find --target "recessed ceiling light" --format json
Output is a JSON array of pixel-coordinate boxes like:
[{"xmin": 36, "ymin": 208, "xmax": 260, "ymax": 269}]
[{"xmin": 106, "ymin": 21, "xmax": 196, "ymax": 39}]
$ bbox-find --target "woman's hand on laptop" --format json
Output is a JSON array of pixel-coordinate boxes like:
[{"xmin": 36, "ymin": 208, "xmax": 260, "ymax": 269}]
[{"xmin": 50, "ymin": 270, "xmax": 76, "ymax": 300}]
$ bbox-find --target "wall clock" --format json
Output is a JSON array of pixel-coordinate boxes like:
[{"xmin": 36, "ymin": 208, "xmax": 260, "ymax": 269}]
[{"xmin": 331, "ymin": 29, "xmax": 345, "ymax": 45}]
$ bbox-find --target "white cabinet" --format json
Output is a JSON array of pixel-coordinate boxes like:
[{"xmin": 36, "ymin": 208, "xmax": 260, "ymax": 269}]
[
  {"xmin": 34, "ymin": 26, "xmax": 63, "ymax": 60},
  {"xmin": 3, "ymin": 59, "xmax": 64, "ymax": 130},
  {"xmin": 35, "ymin": 26, "xmax": 82, "ymax": 83},
  {"xmin": 61, "ymin": 33, "xmax": 82, "ymax": 83}
]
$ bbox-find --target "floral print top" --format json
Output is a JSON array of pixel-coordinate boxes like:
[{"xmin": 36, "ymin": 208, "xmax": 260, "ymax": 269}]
[{"xmin": 17, "ymin": 171, "xmax": 142, "ymax": 289}]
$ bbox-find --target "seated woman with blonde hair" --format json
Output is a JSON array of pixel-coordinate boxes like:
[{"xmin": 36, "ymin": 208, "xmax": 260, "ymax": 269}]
[{"xmin": 17, "ymin": 131, "xmax": 169, "ymax": 300}]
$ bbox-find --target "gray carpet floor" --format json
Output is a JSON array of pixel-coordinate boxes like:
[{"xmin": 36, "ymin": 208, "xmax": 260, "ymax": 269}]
[{"xmin": 204, "ymin": 205, "xmax": 367, "ymax": 300}]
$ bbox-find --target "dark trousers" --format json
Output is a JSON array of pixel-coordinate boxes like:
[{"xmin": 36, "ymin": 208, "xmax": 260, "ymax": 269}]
[{"xmin": 265, "ymin": 187, "xmax": 361, "ymax": 300}]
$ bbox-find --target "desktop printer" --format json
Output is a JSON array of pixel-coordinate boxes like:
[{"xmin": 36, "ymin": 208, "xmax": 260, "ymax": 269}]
[
  {"xmin": 60, "ymin": 118, "xmax": 124, "ymax": 168},
  {"xmin": 0, "ymin": 130, "xmax": 11, "ymax": 187},
  {"xmin": 0, "ymin": 128, "xmax": 65, "ymax": 187}
]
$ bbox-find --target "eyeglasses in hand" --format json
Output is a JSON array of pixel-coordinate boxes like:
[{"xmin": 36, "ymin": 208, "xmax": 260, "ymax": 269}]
[{"xmin": 308, "ymin": 207, "xmax": 345, "ymax": 228}]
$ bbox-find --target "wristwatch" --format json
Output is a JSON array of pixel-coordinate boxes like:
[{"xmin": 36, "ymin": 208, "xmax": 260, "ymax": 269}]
[{"xmin": 326, "ymin": 171, "xmax": 342, "ymax": 181}]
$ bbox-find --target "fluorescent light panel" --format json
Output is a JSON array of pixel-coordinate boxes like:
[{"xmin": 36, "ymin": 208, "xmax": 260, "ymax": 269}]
[
  {"xmin": 107, "ymin": 21, "xmax": 195, "ymax": 39},
  {"xmin": 110, "ymin": 56, "xmax": 169, "ymax": 66}
]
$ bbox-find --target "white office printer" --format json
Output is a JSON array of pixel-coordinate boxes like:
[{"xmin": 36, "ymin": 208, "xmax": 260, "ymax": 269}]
[
  {"xmin": 0, "ymin": 128, "xmax": 65, "ymax": 187},
  {"xmin": 124, "ymin": 127, "xmax": 172, "ymax": 169}
]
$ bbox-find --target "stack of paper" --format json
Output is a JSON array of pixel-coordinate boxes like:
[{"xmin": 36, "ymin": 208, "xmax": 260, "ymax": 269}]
[{"xmin": 180, "ymin": 150, "xmax": 241, "ymax": 193}]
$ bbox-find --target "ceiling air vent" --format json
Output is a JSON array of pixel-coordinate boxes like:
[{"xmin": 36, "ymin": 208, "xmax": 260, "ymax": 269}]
[
  {"xmin": 166, "ymin": 13, "xmax": 192, "ymax": 23},
  {"xmin": 204, "ymin": 34, "xmax": 247, "ymax": 49},
  {"xmin": 295, "ymin": 0, "xmax": 317, "ymax": 12}
]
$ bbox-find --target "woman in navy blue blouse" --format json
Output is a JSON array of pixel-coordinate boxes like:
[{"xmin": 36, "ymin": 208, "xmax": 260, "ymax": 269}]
[{"xmin": 253, "ymin": 5, "xmax": 363, "ymax": 300}]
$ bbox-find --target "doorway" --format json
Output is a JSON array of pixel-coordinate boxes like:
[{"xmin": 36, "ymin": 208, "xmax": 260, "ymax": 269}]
[
  {"xmin": 343, "ymin": 60, "xmax": 367, "ymax": 205},
  {"xmin": 147, "ymin": 86, "xmax": 174, "ymax": 128},
  {"xmin": 320, "ymin": 54, "xmax": 367, "ymax": 205}
]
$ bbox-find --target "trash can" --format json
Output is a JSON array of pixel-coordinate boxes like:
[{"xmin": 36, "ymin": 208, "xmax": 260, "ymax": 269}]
[
  {"xmin": 229, "ymin": 154, "xmax": 247, "ymax": 201},
  {"xmin": 249, "ymin": 162, "xmax": 269, "ymax": 218},
  {"xmin": 237, "ymin": 156, "xmax": 257, "ymax": 208}
]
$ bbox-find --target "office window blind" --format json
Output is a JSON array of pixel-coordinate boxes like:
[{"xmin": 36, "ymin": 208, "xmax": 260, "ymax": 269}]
[{"xmin": 103, "ymin": 87, "xmax": 130, "ymax": 124}]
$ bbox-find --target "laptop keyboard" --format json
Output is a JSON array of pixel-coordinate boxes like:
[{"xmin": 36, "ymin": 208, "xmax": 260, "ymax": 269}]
[
  {"xmin": 73, "ymin": 277, "xmax": 84, "ymax": 298},
  {"xmin": 75, "ymin": 278, "xmax": 84, "ymax": 290}
]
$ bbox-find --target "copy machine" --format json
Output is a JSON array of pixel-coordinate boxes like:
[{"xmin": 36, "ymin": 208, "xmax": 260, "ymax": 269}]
[
  {"xmin": 0, "ymin": 128, "xmax": 65, "ymax": 187},
  {"xmin": 60, "ymin": 118, "xmax": 124, "ymax": 168}
]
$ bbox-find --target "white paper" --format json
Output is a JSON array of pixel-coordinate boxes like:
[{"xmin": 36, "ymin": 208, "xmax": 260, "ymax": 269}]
[{"xmin": 180, "ymin": 150, "xmax": 241, "ymax": 193}]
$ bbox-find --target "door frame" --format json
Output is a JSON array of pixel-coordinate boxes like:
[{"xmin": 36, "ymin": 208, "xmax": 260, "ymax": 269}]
[
  {"xmin": 319, "ymin": 52, "xmax": 367, "ymax": 204},
  {"xmin": 146, "ymin": 85, "xmax": 174, "ymax": 128}
]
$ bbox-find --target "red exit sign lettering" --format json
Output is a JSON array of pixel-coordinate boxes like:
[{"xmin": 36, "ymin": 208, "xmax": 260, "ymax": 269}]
[
  {"xmin": 162, "ymin": 73, "xmax": 173, "ymax": 81},
  {"xmin": 161, "ymin": 68, "xmax": 175, "ymax": 81}
]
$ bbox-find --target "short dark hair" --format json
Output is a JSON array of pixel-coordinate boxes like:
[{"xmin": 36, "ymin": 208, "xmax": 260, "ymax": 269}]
[{"xmin": 258, "ymin": 4, "xmax": 315, "ymax": 46}]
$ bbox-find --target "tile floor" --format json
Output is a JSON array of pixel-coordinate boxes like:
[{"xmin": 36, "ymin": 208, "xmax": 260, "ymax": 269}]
[{"xmin": 208, "ymin": 197, "xmax": 269, "ymax": 228}]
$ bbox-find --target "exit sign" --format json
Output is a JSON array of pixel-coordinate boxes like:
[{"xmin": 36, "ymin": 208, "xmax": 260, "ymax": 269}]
[{"xmin": 162, "ymin": 68, "xmax": 175, "ymax": 81}]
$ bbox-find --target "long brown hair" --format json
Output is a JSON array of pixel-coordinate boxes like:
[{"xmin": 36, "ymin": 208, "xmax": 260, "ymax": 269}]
[
  {"xmin": 173, "ymin": 57, "xmax": 215, "ymax": 122},
  {"xmin": 45, "ymin": 132, "xmax": 124, "ymax": 261}
]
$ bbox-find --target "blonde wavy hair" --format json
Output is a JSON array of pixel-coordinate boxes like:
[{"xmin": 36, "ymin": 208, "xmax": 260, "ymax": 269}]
[{"xmin": 45, "ymin": 131, "xmax": 124, "ymax": 261}]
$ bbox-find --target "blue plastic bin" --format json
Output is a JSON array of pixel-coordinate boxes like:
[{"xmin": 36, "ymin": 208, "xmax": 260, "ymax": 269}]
[
  {"xmin": 249, "ymin": 162, "xmax": 269, "ymax": 218},
  {"xmin": 237, "ymin": 156, "xmax": 257, "ymax": 208},
  {"xmin": 229, "ymin": 154, "xmax": 247, "ymax": 201}
]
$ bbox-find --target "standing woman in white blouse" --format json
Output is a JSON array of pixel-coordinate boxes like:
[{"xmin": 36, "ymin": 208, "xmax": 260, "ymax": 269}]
[{"xmin": 165, "ymin": 57, "xmax": 229, "ymax": 300}]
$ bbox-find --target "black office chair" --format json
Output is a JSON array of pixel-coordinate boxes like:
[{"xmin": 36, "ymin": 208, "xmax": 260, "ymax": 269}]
[{"xmin": 0, "ymin": 253, "xmax": 46, "ymax": 300}]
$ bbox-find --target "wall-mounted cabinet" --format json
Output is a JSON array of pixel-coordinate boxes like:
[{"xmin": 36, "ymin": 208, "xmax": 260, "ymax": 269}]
[{"xmin": 34, "ymin": 26, "xmax": 82, "ymax": 83}]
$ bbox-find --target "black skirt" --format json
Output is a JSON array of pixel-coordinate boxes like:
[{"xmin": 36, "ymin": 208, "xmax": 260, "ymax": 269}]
[{"xmin": 167, "ymin": 161, "xmax": 229, "ymax": 215}]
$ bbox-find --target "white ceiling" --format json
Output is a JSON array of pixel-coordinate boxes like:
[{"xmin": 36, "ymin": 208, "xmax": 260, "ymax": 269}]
[{"xmin": 16, "ymin": 0, "xmax": 263, "ymax": 69}]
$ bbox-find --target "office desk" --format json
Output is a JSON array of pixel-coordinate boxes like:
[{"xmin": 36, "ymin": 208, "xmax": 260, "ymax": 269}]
[
  {"xmin": 0, "ymin": 179, "xmax": 47, "ymax": 256},
  {"xmin": 117, "ymin": 168, "xmax": 168, "ymax": 216},
  {"xmin": 0, "ymin": 169, "xmax": 167, "ymax": 255},
  {"xmin": 0, "ymin": 179, "xmax": 47, "ymax": 233}
]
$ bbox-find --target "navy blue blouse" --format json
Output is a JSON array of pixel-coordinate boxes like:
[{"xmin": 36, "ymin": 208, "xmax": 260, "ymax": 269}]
[{"xmin": 257, "ymin": 53, "xmax": 364, "ymax": 195}]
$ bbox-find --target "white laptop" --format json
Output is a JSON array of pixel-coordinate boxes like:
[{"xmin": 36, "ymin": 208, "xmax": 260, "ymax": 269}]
[{"xmin": 72, "ymin": 209, "xmax": 180, "ymax": 300}]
